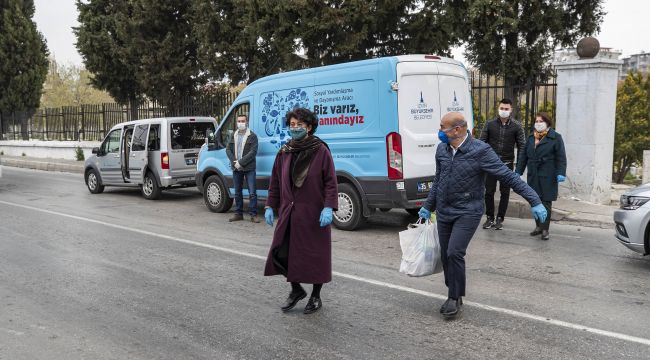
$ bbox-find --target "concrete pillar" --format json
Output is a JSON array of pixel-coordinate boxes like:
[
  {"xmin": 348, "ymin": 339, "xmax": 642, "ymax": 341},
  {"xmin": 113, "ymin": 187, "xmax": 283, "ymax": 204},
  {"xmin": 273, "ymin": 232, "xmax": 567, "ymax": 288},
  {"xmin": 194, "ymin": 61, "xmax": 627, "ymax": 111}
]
[
  {"xmin": 553, "ymin": 58, "xmax": 622, "ymax": 204},
  {"xmin": 643, "ymin": 150, "xmax": 650, "ymax": 185}
]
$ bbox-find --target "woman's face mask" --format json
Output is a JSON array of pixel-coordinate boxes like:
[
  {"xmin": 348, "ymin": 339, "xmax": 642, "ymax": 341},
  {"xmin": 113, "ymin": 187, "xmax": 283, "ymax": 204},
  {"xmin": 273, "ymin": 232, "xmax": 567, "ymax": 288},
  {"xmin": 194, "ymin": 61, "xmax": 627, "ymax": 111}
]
[
  {"xmin": 534, "ymin": 122, "xmax": 547, "ymax": 132},
  {"xmin": 289, "ymin": 127, "xmax": 308, "ymax": 140}
]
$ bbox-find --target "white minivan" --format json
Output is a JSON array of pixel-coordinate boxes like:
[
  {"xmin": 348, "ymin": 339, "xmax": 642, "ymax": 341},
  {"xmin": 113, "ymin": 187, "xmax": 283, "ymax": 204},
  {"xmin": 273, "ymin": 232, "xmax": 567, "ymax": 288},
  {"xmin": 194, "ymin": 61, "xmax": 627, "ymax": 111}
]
[{"xmin": 85, "ymin": 116, "xmax": 217, "ymax": 199}]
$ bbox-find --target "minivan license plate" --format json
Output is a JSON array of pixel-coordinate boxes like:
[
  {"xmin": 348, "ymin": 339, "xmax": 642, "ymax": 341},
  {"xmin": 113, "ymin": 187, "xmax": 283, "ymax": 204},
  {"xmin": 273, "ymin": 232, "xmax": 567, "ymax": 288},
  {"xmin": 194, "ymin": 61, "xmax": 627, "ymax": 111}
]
[
  {"xmin": 418, "ymin": 181, "xmax": 433, "ymax": 192},
  {"xmin": 185, "ymin": 158, "xmax": 196, "ymax": 165}
]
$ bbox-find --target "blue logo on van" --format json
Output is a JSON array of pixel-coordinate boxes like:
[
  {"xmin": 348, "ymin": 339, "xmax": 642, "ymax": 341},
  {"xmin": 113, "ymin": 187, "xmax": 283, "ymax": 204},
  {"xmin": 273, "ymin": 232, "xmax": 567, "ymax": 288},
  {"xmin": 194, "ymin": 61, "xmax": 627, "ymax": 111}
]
[
  {"xmin": 447, "ymin": 91, "xmax": 465, "ymax": 112},
  {"xmin": 262, "ymin": 89, "xmax": 310, "ymax": 148}
]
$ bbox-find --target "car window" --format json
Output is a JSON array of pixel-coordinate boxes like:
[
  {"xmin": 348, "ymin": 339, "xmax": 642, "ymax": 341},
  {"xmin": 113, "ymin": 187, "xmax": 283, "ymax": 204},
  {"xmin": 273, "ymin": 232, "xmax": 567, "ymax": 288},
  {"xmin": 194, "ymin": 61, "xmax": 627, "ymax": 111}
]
[
  {"xmin": 217, "ymin": 103, "xmax": 250, "ymax": 148},
  {"xmin": 148, "ymin": 124, "xmax": 160, "ymax": 151},
  {"xmin": 131, "ymin": 124, "xmax": 148, "ymax": 151},
  {"xmin": 170, "ymin": 122, "xmax": 216, "ymax": 150},
  {"xmin": 101, "ymin": 129, "xmax": 122, "ymax": 154}
]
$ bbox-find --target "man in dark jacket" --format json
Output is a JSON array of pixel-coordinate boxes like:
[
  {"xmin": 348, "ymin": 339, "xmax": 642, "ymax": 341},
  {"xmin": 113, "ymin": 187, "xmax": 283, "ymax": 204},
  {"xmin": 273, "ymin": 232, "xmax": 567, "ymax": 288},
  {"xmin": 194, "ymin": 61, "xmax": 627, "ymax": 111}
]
[
  {"xmin": 418, "ymin": 112, "xmax": 547, "ymax": 319},
  {"xmin": 226, "ymin": 114, "xmax": 260, "ymax": 223},
  {"xmin": 479, "ymin": 98, "xmax": 526, "ymax": 230}
]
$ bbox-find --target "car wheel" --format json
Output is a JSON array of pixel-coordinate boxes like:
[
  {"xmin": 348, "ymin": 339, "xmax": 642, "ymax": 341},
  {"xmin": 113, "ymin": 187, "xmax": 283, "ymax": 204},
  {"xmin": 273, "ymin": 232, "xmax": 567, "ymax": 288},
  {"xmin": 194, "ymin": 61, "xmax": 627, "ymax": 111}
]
[
  {"xmin": 203, "ymin": 175, "xmax": 233, "ymax": 213},
  {"xmin": 333, "ymin": 183, "xmax": 366, "ymax": 231},
  {"xmin": 85, "ymin": 169, "xmax": 104, "ymax": 194},
  {"xmin": 142, "ymin": 171, "xmax": 162, "ymax": 200}
]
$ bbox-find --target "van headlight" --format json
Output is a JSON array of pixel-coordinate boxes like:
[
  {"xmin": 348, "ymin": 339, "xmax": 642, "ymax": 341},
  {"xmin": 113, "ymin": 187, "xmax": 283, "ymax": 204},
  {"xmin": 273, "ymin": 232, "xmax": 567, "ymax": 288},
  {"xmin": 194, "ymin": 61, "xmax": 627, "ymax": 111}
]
[{"xmin": 620, "ymin": 195, "xmax": 650, "ymax": 210}]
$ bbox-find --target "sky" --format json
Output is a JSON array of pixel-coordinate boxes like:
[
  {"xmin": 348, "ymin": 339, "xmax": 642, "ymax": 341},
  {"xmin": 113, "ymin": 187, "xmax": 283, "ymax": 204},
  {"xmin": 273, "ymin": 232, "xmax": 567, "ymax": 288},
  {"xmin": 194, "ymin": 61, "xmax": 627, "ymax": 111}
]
[{"xmin": 34, "ymin": 0, "xmax": 650, "ymax": 67}]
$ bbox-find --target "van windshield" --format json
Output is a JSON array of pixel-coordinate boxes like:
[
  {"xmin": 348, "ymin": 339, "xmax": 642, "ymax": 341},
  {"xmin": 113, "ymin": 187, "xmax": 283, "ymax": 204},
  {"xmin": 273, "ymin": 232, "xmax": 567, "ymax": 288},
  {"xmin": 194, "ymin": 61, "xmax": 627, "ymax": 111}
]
[{"xmin": 170, "ymin": 122, "xmax": 215, "ymax": 150}]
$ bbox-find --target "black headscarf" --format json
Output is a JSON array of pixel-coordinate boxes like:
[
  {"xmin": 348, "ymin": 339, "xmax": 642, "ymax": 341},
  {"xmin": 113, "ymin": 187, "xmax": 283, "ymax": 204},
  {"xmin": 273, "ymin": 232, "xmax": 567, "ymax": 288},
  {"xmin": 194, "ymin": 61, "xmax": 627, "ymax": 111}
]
[{"xmin": 280, "ymin": 135, "xmax": 327, "ymax": 188}]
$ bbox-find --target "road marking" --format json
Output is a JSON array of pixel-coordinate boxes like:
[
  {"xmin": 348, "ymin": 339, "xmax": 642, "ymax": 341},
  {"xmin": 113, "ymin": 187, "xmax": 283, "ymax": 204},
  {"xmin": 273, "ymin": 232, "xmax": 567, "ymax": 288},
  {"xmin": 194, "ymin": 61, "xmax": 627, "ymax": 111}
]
[{"xmin": 1, "ymin": 199, "xmax": 649, "ymax": 347}]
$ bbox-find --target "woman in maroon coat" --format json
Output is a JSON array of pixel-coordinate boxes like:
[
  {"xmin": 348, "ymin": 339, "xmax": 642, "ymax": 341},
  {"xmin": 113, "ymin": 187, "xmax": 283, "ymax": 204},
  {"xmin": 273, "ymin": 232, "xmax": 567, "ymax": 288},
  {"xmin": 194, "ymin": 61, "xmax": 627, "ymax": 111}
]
[{"xmin": 263, "ymin": 108, "xmax": 338, "ymax": 314}]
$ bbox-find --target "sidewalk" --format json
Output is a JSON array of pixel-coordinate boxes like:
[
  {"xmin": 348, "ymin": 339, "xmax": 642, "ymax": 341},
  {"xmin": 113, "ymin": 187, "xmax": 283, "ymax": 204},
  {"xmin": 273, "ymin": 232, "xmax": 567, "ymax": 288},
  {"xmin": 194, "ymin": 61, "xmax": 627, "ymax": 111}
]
[{"xmin": 0, "ymin": 155, "xmax": 618, "ymax": 228}]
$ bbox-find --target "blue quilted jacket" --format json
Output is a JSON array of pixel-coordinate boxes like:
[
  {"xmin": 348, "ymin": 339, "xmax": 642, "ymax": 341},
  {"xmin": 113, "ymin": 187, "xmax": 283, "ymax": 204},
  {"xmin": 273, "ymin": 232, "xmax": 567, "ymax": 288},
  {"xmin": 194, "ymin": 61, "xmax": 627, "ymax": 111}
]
[{"xmin": 424, "ymin": 134, "xmax": 541, "ymax": 221}]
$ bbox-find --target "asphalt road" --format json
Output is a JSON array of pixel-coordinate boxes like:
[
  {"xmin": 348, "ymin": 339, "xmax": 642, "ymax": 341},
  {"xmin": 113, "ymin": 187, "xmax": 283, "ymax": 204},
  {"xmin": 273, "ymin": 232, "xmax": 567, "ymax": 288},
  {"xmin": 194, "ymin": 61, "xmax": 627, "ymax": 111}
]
[{"xmin": 0, "ymin": 166, "xmax": 648, "ymax": 359}]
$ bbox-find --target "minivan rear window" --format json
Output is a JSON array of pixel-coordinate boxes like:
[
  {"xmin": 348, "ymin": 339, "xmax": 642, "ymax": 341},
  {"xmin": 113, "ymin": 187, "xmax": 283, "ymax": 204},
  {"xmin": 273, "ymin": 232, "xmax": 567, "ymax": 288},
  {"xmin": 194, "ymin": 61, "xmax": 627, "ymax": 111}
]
[{"xmin": 170, "ymin": 122, "xmax": 215, "ymax": 149}]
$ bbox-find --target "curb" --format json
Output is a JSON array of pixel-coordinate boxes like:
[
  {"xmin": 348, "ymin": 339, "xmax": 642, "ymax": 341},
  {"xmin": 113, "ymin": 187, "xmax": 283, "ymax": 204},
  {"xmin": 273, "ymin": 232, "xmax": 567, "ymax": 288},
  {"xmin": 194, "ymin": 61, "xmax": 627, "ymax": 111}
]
[{"xmin": 1, "ymin": 158, "xmax": 84, "ymax": 174}]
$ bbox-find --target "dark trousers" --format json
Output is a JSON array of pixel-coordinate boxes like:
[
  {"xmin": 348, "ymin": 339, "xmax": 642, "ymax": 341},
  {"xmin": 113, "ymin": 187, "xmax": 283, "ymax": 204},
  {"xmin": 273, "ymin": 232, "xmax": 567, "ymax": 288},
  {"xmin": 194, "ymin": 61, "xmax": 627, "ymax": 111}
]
[
  {"xmin": 484, "ymin": 162, "xmax": 514, "ymax": 219},
  {"xmin": 233, "ymin": 169, "xmax": 257, "ymax": 216},
  {"xmin": 437, "ymin": 215, "xmax": 482, "ymax": 299},
  {"xmin": 535, "ymin": 201, "xmax": 552, "ymax": 230}
]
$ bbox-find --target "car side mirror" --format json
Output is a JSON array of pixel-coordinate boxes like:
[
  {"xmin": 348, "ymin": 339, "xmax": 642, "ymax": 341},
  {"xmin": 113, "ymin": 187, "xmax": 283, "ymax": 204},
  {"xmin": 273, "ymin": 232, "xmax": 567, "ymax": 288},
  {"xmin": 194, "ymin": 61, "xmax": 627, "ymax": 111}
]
[{"xmin": 92, "ymin": 147, "xmax": 100, "ymax": 155}]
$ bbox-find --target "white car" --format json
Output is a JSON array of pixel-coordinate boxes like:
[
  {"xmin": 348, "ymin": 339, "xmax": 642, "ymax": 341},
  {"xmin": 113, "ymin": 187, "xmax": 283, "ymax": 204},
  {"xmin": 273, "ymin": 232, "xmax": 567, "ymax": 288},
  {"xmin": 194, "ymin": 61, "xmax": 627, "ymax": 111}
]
[{"xmin": 614, "ymin": 184, "xmax": 650, "ymax": 255}]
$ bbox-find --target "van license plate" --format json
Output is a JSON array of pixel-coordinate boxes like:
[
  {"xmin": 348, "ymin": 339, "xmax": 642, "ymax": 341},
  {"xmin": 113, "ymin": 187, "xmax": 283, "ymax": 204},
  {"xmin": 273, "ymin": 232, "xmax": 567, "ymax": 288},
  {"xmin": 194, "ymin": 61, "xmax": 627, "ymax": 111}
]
[
  {"xmin": 185, "ymin": 158, "xmax": 196, "ymax": 165},
  {"xmin": 418, "ymin": 181, "xmax": 433, "ymax": 192}
]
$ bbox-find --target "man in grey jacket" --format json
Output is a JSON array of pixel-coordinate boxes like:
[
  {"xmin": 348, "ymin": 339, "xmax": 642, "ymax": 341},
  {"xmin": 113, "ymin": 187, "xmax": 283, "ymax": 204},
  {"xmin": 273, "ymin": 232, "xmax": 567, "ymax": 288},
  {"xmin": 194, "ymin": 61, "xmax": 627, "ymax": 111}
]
[
  {"xmin": 226, "ymin": 114, "xmax": 260, "ymax": 223},
  {"xmin": 418, "ymin": 112, "xmax": 547, "ymax": 319}
]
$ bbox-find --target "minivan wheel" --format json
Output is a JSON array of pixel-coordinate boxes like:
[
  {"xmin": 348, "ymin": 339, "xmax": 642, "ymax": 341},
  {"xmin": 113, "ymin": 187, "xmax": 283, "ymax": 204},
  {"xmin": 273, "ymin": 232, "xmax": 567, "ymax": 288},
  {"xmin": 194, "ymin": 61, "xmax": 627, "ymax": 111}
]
[
  {"xmin": 203, "ymin": 175, "xmax": 233, "ymax": 213},
  {"xmin": 85, "ymin": 169, "xmax": 104, "ymax": 194},
  {"xmin": 333, "ymin": 183, "xmax": 366, "ymax": 231},
  {"xmin": 142, "ymin": 172, "xmax": 162, "ymax": 200}
]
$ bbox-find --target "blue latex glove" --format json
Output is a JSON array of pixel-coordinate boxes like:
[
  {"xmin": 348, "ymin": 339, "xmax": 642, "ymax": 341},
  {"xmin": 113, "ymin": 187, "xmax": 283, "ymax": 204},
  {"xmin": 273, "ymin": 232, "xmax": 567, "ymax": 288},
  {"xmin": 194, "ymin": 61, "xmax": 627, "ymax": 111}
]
[
  {"xmin": 531, "ymin": 204, "xmax": 547, "ymax": 223},
  {"xmin": 418, "ymin": 207, "xmax": 431, "ymax": 220},
  {"xmin": 557, "ymin": 175, "xmax": 566, "ymax": 183},
  {"xmin": 265, "ymin": 208, "xmax": 274, "ymax": 226},
  {"xmin": 319, "ymin": 207, "xmax": 333, "ymax": 227}
]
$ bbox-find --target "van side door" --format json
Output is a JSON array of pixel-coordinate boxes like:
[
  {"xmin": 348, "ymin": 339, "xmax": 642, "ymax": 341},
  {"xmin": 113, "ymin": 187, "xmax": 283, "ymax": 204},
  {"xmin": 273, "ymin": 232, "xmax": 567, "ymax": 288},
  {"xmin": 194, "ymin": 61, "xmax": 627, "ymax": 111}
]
[
  {"xmin": 98, "ymin": 128, "xmax": 123, "ymax": 184},
  {"xmin": 128, "ymin": 123, "xmax": 149, "ymax": 183}
]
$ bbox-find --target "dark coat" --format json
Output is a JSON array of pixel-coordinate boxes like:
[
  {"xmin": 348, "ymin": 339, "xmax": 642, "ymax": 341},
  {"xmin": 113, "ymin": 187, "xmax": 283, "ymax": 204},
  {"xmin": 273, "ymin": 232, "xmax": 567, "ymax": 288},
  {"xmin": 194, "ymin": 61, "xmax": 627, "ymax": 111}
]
[
  {"xmin": 263, "ymin": 144, "xmax": 338, "ymax": 284},
  {"xmin": 479, "ymin": 117, "xmax": 526, "ymax": 164},
  {"xmin": 226, "ymin": 129, "xmax": 258, "ymax": 172},
  {"xmin": 424, "ymin": 134, "xmax": 541, "ymax": 221},
  {"xmin": 515, "ymin": 129, "xmax": 567, "ymax": 202}
]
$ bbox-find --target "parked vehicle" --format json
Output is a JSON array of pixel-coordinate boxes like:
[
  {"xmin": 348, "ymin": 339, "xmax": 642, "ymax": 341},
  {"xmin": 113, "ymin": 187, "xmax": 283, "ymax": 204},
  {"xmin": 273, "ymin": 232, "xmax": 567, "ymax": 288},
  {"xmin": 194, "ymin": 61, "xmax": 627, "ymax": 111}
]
[
  {"xmin": 196, "ymin": 55, "xmax": 473, "ymax": 230},
  {"xmin": 614, "ymin": 184, "xmax": 650, "ymax": 255},
  {"xmin": 85, "ymin": 117, "xmax": 217, "ymax": 199}
]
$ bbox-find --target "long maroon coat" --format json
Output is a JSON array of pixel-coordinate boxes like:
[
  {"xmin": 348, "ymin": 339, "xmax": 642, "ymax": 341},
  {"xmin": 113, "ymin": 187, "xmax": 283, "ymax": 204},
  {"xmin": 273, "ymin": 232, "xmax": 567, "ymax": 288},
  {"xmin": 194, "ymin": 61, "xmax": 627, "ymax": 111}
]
[{"xmin": 263, "ymin": 143, "xmax": 338, "ymax": 284}]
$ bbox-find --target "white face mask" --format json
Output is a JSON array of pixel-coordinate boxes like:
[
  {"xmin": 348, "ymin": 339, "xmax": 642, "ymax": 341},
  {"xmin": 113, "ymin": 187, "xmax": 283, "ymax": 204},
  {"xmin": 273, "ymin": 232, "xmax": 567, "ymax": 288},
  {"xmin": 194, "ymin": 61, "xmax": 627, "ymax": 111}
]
[
  {"xmin": 534, "ymin": 122, "xmax": 547, "ymax": 132},
  {"xmin": 498, "ymin": 110, "xmax": 511, "ymax": 119},
  {"xmin": 237, "ymin": 122, "xmax": 247, "ymax": 130}
]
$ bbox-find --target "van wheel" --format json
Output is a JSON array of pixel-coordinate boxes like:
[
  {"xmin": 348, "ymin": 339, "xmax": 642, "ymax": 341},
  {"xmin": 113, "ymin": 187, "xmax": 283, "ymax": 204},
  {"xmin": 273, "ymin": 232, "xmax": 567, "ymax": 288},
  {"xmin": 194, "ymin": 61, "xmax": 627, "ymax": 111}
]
[
  {"xmin": 85, "ymin": 169, "xmax": 104, "ymax": 194},
  {"xmin": 204, "ymin": 175, "xmax": 233, "ymax": 213},
  {"xmin": 405, "ymin": 208, "xmax": 420, "ymax": 217},
  {"xmin": 333, "ymin": 183, "xmax": 366, "ymax": 231},
  {"xmin": 142, "ymin": 171, "xmax": 161, "ymax": 200}
]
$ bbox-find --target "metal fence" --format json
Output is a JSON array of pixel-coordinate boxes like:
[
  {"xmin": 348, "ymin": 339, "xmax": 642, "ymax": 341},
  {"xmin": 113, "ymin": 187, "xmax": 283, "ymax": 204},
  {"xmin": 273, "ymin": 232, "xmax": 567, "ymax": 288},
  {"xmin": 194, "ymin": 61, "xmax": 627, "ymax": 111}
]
[
  {"xmin": 0, "ymin": 93, "xmax": 239, "ymax": 142},
  {"xmin": 470, "ymin": 71, "xmax": 557, "ymax": 135}
]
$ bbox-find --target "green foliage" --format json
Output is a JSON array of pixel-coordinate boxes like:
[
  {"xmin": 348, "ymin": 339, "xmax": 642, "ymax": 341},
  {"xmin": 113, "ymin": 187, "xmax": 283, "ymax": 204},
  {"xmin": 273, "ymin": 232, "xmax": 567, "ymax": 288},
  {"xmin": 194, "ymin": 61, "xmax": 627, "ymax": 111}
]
[
  {"xmin": 0, "ymin": 0, "xmax": 49, "ymax": 111},
  {"xmin": 613, "ymin": 72, "xmax": 650, "ymax": 184},
  {"xmin": 192, "ymin": 0, "xmax": 464, "ymax": 84},
  {"xmin": 75, "ymin": 146, "xmax": 85, "ymax": 161},
  {"xmin": 41, "ymin": 59, "xmax": 115, "ymax": 108},
  {"xmin": 21, "ymin": 152, "xmax": 26, "ymax": 157},
  {"xmin": 463, "ymin": 1, "xmax": 604, "ymax": 96}
]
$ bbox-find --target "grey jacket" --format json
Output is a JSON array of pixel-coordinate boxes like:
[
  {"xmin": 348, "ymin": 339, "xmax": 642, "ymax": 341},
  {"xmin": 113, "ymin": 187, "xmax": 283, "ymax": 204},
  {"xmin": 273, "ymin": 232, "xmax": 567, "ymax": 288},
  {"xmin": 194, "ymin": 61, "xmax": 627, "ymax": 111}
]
[
  {"xmin": 226, "ymin": 129, "xmax": 258, "ymax": 172},
  {"xmin": 424, "ymin": 134, "xmax": 541, "ymax": 221}
]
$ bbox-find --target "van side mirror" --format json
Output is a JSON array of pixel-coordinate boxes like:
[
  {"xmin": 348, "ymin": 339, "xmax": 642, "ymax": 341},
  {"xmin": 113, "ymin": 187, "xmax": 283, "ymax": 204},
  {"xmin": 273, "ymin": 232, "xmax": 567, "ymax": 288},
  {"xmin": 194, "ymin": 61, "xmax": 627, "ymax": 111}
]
[{"xmin": 206, "ymin": 131, "xmax": 218, "ymax": 151}]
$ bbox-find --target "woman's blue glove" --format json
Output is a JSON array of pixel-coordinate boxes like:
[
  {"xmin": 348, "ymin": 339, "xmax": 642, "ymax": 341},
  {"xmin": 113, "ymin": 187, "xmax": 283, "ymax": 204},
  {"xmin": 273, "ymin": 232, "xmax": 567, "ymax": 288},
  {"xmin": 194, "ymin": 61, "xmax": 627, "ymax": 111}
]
[
  {"xmin": 557, "ymin": 175, "xmax": 566, "ymax": 183},
  {"xmin": 319, "ymin": 207, "xmax": 333, "ymax": 227},
  {"xmin": 531, "ymin": 204, "xmax": 547, "ymax": 223},
  {"xmin": 418, "ymin": 207, "xmax": 431, "ymax": 220},
  {"xmin": 265, "ymin": 208, "xmax": 274, "ymax": 226}
]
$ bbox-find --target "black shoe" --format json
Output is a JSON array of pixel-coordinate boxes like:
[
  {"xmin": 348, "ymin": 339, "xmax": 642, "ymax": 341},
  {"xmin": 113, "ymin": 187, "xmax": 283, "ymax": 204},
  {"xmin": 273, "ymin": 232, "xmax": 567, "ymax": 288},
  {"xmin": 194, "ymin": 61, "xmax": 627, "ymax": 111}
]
[
  {"xmin": 482, "ymin": 217, "xmax": 495, "ymax": 229},
  {"xmin": 494, "ymin": 217, "xmax": 504, "ymax": 230},
  {"xmin": 541, "ymin": 230, "xmax": 550, "ymax": 240},
  {"xmin": 303, "ymin": 296, "xmax": 322, "ymax": 314},
  {"xmin": 250, "ymin": 215, "xmax": 260, "ymax": 223},
  {"xmin": 442, "ymin": 297, "xmax": 462, "ymax": 318},
  {"xmin": 281, "ymin": 289, "xmax": 307, "ymax": 312},
  {"xmin": 439, "ymin": 298, "xmax": 452, "ymax": 313},
  {"xmin": 530, "ymin": 227, "xmax": 542, "ymax": 236},
  {"xmin": 229, "ymin": 214, "xmax": 244, "ymax": 222}
]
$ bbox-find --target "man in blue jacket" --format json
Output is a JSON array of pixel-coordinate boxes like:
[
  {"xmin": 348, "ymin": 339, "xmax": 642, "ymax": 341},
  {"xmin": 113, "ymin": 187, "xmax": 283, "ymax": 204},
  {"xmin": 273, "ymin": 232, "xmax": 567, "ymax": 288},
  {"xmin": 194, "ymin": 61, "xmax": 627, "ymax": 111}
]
[{"xmin": 419, "ymin": 112, "xmax": 547, "ymax": 319}]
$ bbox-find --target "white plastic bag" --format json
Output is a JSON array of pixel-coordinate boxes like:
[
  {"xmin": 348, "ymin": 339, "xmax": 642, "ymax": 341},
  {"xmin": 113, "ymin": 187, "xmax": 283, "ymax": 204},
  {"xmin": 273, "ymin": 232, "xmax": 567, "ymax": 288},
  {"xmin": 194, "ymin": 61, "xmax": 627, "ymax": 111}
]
[{"xmin": 399, "ymin": 218, "xmax": 442, "ymax": 277}]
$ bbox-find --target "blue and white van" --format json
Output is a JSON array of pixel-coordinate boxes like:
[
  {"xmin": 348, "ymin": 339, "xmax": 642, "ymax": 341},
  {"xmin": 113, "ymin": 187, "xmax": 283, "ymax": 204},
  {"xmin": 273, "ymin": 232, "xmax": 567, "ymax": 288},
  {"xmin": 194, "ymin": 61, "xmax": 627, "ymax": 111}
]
[{"xmin": 195, "ymin": 55, "xmax": 473, "ymax": 230}]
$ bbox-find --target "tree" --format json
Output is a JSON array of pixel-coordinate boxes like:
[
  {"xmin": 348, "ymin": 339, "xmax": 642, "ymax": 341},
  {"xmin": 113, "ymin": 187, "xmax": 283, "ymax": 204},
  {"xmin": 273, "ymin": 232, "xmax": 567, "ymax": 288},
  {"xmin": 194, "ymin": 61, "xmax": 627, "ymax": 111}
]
[
  {"xmin": 462, "ymin": 1, "xmax": 604, "ymax": 99},
  {"xmin": 0, "ymin": 0, "xmax": 49, "ymax": 138},
  {"xmin": 41, "ymin": 59, "xmax": 115, "ymax": 108},
  {"xmin": 75, "ymin": 0, "xmax": 142, "ymax": 120},
  {"xmin": 193, "ymin": 0, "xmax": 465, "ymax": 84},
  {"xmin": 131, "ymin": 0, "xmax": 202, "ymax": 112},
  {"xmin": 613, "ymin": 72, "xmax": 650, "ymax": 184}
]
